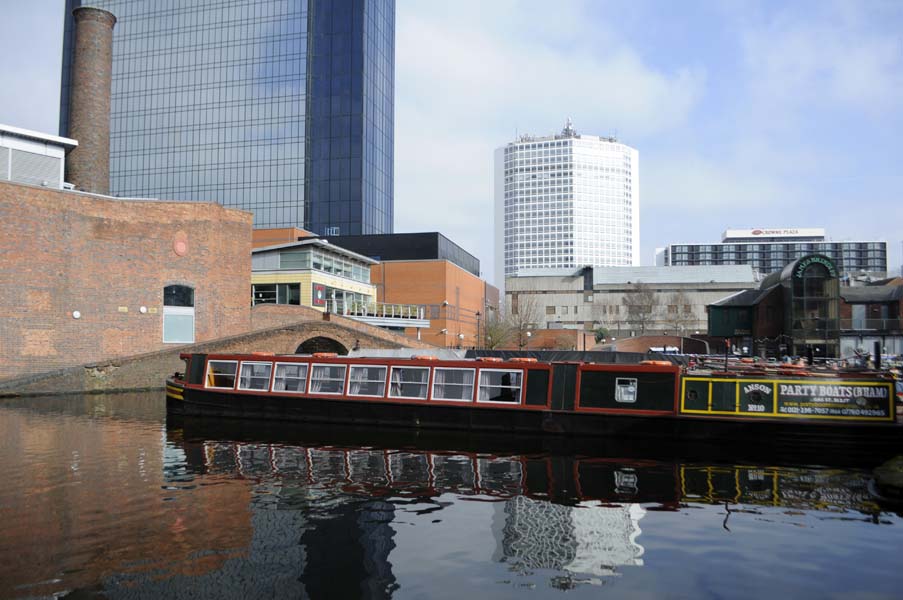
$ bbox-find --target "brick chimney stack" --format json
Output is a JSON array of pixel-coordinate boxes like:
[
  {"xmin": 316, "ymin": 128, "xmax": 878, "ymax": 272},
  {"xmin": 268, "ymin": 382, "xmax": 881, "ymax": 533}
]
[{"xmin": 66, "ymin": 6, "xmax": 116, "ymax": 195}]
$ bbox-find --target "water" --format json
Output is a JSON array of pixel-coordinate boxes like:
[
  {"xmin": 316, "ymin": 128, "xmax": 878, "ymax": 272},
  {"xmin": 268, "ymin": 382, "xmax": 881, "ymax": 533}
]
[{"xmin": 2, "ymin": 392, "xmax": 902, "ymax": 599}]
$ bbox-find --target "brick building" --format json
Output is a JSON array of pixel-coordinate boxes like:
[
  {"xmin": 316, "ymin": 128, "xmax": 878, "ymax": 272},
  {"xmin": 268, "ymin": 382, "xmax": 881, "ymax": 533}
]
[
  {"xmin": 0, "ymin": 180, "xmax": 252, "ymax": 379},
  {"xmin": 371, "ymin": 261, "xmax": 499, "ymax": 349}
]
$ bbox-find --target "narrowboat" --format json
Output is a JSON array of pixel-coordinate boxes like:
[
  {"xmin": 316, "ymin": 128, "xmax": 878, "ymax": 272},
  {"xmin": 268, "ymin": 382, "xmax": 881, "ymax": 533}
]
[{"xmin": 166, "ymin": 352, "xmax": 902, "ymax": 449}]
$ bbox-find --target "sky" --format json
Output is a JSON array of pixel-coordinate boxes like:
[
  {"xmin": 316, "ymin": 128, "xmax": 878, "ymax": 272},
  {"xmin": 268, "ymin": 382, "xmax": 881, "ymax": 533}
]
[{"xmin": 1, "ymin": 0, "xmax": 901, "ymax": 285}]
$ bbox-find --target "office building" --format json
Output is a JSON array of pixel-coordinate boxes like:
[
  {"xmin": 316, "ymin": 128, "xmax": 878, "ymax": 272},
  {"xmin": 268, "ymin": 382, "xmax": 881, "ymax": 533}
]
[
  {"xmin": 60, "ymin": 0, "xmax": 394, "ymax": 235},
  {"xmin": 494, "ymin": 120, "xmax": 639, "ymax": 282},
  {"xmin": 661, "ymin": 228, "xmax": 887, "ymax": 275},
  {"xmin": 505, "ymin": 265, "xmax": 756, "ymax": 338},
  {"xmin": 329, "ymin": 232, "xmax": 480, "ymax": 276}
]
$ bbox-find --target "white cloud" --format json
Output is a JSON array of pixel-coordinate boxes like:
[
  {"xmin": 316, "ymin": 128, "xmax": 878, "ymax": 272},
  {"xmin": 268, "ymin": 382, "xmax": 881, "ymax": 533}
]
[{"xmin": 394, "ymin": 0, "xmax": 706, "ymax": 284}]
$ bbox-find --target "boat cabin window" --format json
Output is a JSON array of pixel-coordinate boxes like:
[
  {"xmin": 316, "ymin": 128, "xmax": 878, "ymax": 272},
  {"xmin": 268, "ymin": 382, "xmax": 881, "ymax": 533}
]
[
  {"xmin": 432, "ymin": 368, "xmax": 475, "ymax": 401},
  {"xmin": 615, "ymin": 378, "xmax": 638, "ymax": 403},
  {"xmin": 348, "ymin": 365, "xmax": 387, "ymax": 397},
  {"xmin": 238, "ymin": 362, "xmax": 273, "ymax": 391},
  {"xmin": 273, "ymin": 363, "xmax": 309, "ymax": 393},
  {"xmin": 206, "ymin": 360, "xmax": 238, "ymax": 389},
  {"xmin": 389, "ymin": 366, "xmax": 430, "ymax": 399},
  {"xmin": 310, "ymin": 364, "xmax": 347, "ymax": 395},
  {"xmin": 478, "ymin": 369, "xmax": 522, "ymax": 404}
]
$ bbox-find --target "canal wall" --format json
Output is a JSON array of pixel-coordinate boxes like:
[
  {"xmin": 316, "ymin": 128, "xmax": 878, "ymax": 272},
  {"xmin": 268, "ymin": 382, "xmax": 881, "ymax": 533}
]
[{"xmin": 0, "ymin": 312, "xmax": 434, "ymax": 397}]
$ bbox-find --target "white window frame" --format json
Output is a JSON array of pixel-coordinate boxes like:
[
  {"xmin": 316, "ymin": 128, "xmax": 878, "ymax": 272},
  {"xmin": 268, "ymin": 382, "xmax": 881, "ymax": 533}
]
[
  {"xmin": 477, "ymin": 368, "xmax": 523, "ymax": 404},
  {"xmin": 205, "ymin": 360, "xmax": 238, "ymax": 390},
  {"xmin": 272, "ymin": 362, "xmax": 310, "ymax": 393},
  {"xmin": 388, "ymin": 366, "xmax": 431, "ymax": 400},
  {"xmin": 431, "ymin": 367, "xmax": 476, "ymax": 402},
  {"xmin": 347, "ymin": 365, "xmax": 388, "ymax": 398},
  {"xmin": 237, "ymin": 361, "xmax": 273, "ymax": 391},
  {"xmin": 308, "ymin": 363, "xmax": 347, "ymax": 395}
]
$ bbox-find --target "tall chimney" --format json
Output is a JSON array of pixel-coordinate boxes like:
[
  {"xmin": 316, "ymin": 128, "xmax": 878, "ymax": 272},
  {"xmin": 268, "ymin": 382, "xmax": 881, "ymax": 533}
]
[{"xmin": 66, "ymin": 6, "xmax": 116, "ymax": 195}]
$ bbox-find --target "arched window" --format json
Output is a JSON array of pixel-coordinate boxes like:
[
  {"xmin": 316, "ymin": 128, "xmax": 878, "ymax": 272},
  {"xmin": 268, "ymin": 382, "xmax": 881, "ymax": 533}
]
[{"xmin": 163, "ymin": 285, "xmax": 195, "ymax": 343}]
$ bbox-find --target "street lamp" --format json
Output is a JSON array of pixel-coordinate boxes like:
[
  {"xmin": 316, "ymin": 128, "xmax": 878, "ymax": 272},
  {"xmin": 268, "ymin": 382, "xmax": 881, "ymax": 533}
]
[
  {"xmin": 525, "ymin": 331, "xmax": 532, "ymax": 350},
  {"xmin": 475, "ymin": 310, "xmax": 482, "ymax": 349},
  {"xmin": 457, "ymin": 332, "xmax": 464, "ymax": 349}
]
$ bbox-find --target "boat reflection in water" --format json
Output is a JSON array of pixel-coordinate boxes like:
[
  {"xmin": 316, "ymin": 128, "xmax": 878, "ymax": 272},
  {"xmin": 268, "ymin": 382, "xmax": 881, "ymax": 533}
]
[{"xmin": 166, "ymin": 418, "xmax": 885, "ymax": 590}]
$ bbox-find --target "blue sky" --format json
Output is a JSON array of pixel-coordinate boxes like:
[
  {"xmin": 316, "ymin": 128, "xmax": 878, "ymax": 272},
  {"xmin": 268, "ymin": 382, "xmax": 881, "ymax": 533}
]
[{"xmin": 2, "ymin": 0, "xmax": 901, "ymax": 284}]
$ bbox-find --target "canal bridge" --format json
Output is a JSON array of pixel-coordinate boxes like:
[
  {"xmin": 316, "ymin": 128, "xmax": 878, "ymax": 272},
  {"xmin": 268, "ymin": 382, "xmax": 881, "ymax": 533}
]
[{"xmin": 0, "ymin": 311, "xmax": 435, "ymax": 397}]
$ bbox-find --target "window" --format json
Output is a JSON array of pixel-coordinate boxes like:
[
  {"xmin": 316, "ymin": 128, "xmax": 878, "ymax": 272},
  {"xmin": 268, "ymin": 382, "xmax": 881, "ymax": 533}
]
[
  {"xmin": 238, "ymin": 362, "xmax": 273, "ymax": 391},
  {"xmin": 206, "ymin": 360, "xmax": 237, "ymax": 389},
  {"xmin": 615, "ymin": 378, "xmax": 638, "ymax": 403},
  {"xmin": 163, "ymin": 285, "xmax": 195, "ymax": 343},
  {"xmin": 432, "ymin": 368, "xmax": 475, "ymax": 401},
  {"xmin": 309, "ymin": 364, "xmax": 347, "ymax": 394},
  {"xmin": 668, "ymin": 305, "xmax": 678, "ymax": 314},
  {"xmin": 273, "ymin": 362, "xmax": 309, "ymax": 392},
  {"xmin": 348, "ymin": 365, "xmax": 387, "ymax": 397},
  {"xmin": 389, "ymin": 366, "xmax": 430, "ymax": 399},
  {"xmin": 546, "ymin": 306, "xmax": 556, "ymax": 315},
  {"xmin": 478, "ymin": 369, "xmax": 522, "ymax": 403}
]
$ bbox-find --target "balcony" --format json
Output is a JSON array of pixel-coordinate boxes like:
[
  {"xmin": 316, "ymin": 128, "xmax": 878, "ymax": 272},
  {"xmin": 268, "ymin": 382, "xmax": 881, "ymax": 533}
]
[
  {"xmin": 839, "ymin": 318, "xmax": 902, "ymax": 333},
  {"xmin": 335, "ymin": 300, "xmax": 430, "ymax": 330}
]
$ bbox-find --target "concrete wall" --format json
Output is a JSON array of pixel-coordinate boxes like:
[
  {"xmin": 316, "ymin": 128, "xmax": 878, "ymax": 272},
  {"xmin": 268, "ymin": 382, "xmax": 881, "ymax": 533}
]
[
  {"xmin": 0, "ymin": 180, "xmax": 253, "ymax": 380},
  {"xmin": 506, "ymin": 274, "xmax": 754, "ymax": 336}
]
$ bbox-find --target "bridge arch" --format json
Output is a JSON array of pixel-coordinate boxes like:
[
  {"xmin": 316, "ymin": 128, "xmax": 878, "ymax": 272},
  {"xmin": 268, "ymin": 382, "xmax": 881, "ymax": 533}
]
[{"xmin": 295, "ymin": 336, "xmax": 349, "ymax": 355}]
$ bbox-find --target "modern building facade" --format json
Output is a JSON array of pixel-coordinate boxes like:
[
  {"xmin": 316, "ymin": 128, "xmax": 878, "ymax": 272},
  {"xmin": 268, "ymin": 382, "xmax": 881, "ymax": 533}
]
[
  {"xmin": 494, "ymin": 120, "xmax": 639, "ymax": 282},
  {"xmin": 660, "ymin": 228, "xmax": 887, "ymax": 275},
  {"xmin": 60, "ymin": 0, "xmax": 394, "ymax": 235},
  {"xmin": 330, "ymin": 232, "xmax": 481, "ymax": 276},
  {"xmin": 504, "ymin": 265, "xmax": 756, "ymax": 338}
]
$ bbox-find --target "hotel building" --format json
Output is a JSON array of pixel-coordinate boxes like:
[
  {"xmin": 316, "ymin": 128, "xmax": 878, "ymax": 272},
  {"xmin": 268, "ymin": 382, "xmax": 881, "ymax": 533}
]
[{"xmin": 660, "ymin": 228, "xmax": 887, "ymax": 275}]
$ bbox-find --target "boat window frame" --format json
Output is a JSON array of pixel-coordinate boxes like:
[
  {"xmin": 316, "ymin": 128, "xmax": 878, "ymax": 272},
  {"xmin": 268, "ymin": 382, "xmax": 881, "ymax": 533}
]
[
  {"xmin": 388, "ymin": 365, "xmax": 431, "ymax": 400},
  {"xmin": 431, "ymin": 367, "xmax": 476, "ymax": 402},
  {"xmin": 272, "ymin": 361, "xmax": 310, "ymax": 393},
  {"xmin": 308, "ymin": 363, "xmax": 348, "ymax": 395},
  {"xmin": 237, "ymin": 361, "xmax": 274, "ymax": 391},
  {"xmin": 347, "ymin": 365, "xmax": 388, "ymax": 398},
  {"xmin": 477, "ymin": 368, "xmax": 524, "ymax": 405},
  {"xmin": 205, "ymin": 360, "xmax": 239, "ymax": 390}
]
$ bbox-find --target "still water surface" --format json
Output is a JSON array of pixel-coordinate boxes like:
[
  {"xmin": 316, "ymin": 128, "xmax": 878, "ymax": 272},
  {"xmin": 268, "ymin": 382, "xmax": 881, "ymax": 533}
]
[{"xmin": 1, "ymin": 392, "xmax": 902, "ymax": 599}]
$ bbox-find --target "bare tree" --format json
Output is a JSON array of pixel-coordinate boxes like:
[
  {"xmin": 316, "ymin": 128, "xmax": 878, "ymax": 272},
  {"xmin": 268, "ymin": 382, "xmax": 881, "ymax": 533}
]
[
  {"xmin": 622, "ymin": 282, "xmax": 656, "ymax": 334},
  {"xmin": 663, "ymin": 290, "xmax": 696, "ymax": 336},
  {"xmin": 507, "ymin": 292, "xmax": 541, "ymax": 349},
  {"xmin": 482, "ymin": 310, "xmax": 512, "ymax": 350}
]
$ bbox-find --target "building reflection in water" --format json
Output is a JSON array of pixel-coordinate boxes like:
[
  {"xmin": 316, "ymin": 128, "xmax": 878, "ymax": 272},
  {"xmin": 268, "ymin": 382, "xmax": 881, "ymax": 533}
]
[{"xmin": 170, "ymin": 426, "xmax": 883, "ymax": 593}]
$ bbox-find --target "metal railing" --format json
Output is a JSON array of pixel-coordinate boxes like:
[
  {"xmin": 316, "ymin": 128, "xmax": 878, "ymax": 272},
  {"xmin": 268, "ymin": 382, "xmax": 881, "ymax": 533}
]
[
  {"xmin": 839, "ymin": 318, "xmax": 902, "ymax": 331},
  {"xmin": 333, "ymin": 300, "xmax": 425, "ymax": 321}
]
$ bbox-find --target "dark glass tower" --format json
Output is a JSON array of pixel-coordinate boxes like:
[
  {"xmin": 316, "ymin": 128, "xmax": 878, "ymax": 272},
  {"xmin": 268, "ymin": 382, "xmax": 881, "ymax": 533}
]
[{"xmin": 60, "ymin": 0, "xmax": 394, "ymax": 235}]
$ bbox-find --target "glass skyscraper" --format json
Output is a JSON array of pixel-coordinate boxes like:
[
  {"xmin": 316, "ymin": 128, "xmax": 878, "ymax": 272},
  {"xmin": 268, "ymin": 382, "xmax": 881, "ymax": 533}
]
[{"xmin": 60, "ymin": 0, "xmax": 394, "ymax": 235}]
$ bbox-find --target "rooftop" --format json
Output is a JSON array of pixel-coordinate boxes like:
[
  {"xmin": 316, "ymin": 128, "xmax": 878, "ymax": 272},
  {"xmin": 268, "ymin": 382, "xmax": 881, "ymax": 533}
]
[
  {"xmin": 514, "ymin": 264, "xmax": 757, "ymax": 285},
  {"xmin": 0, "ymin": 123, "xmax": 77, "ymax": 149},
  {"xmin": 252, "ymin": 238, "xmax": 378, "ymax": 265}
]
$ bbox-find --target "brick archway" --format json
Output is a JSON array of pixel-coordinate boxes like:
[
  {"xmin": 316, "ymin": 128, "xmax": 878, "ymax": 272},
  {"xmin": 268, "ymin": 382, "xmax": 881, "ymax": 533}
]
[{"xmin": 295, "ymin": 336, "xmax": 349, "ymax": 355}]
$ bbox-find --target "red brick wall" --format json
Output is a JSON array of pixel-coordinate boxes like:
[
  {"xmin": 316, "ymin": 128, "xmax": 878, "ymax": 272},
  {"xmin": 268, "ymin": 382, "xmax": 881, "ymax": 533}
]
[
  {"xmin": 607, "ymin": 335, "xmax": 708, "ymax": 354},
  {"xmin": 0, "ymin": 181, "xmax": 253, "ymax": 379}
]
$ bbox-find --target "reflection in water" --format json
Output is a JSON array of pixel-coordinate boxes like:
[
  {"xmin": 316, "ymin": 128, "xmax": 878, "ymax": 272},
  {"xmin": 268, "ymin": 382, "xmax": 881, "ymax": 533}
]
[{"xmin": 0, "ymin": 393, "xmax": 900, "ymax": 599}]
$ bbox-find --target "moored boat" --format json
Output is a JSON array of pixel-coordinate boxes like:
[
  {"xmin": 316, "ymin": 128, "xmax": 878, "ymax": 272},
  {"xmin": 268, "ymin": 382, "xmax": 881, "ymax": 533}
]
[{"xmin": 166, "ymin": 352, "xmax": 901, "ymax": 450}]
